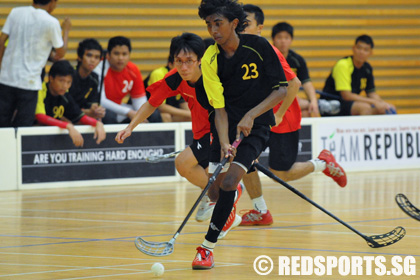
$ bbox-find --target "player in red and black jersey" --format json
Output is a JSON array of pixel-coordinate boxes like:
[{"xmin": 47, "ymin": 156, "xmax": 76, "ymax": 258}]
[
  {"xmin": 115, "ymin": 33, "xmax": 214, "ymax": 200},
  {"xmin": 238, "ymin": 4, "xmax": 348, "ymax": 228},
  {"xmin": 35, "ymin": 60, "xmax": 106, "ymax": 147}
]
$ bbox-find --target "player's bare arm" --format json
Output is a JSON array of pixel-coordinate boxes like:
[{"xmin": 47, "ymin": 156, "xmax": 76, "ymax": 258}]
[
  {"xmin": 214, "ymin": 108, "xmax": 231, "ymax": 159},
  {"xmin": 275, "ymin": 77, "xmax": 301, "ymax": 125},
  {"xmin": 302, "ymin": 81, "xmax": 320, "ymax": 116},
  {"xmin": 54, "ymin": 18, "xmax": 72, "ymax": 61},
  {"xmin": 93, "ymin": 121, "xmax": 106, "ymax": 144},
  {"xmin": 237, "ymin": 86, "xmax": 287, "ymax": 138},
  {"xmin": 67, "ymin": 123, "xmax": 84, "ymax": 147},
  {"xmin": 115, "ymin": 102, "xmax": 157, "ymax": 143},
  {"xmin": 367, "ymin": 92, "xmax": 395, "ymax": 112},
  {"xmin": 340, "ymin": 90, "xmax": 377, "ymax": 104}
]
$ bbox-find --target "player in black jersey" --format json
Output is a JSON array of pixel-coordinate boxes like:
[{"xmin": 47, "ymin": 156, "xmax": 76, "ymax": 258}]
[{"xmin": 193, "ymin": 0, "xmax": 289, "ymax": 270}]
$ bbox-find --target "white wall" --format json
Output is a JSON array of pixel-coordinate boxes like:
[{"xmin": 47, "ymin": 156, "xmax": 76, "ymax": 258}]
[{"xmin": 0, "ymin": 128, "xmax": 17, "ymax": 191}]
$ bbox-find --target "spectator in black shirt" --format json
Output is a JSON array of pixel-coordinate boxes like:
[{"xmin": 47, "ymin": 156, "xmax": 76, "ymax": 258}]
[{"xmin": 69, "ymin": 38, "xmax": 105, "ymax": 119}]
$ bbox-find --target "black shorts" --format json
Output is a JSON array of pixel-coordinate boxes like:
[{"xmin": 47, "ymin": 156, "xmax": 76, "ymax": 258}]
[
  {"xmin": 268, "ymin": 130, "xmax": 299, "ymax": 171},
  {"xmin": 210, "ymin": 123, "xmax": 270, "ymax": 172},
  {"xmin": 338, "ymin": 100, "xmax": 354, "ymax": 116},
  {"xmin": 190, "ymin": 133, "xmax": 210, "ymax": 169}
]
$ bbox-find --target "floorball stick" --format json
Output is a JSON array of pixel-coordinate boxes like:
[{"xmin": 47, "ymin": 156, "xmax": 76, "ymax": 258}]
[
  {"xmin": 135, "ymin": 135, "xmax": 244, "ymax": 256},
  {"xmin": 396, "ymin": 193, "xmax": 420, "ymax": 221},
  {"xmin": 254, "ymin": 162, "xmax": 406, "ymax": 248}
]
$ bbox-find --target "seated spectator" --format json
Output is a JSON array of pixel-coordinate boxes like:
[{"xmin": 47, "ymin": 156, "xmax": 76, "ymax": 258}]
[
  {"xmin": 94, "ymin": 36, "xmax": 147, "ymax": 124},
  {"xmin": 35, "ymin": 60, "xmax": 106, "ymax": 147},
  {"xmin": 144, "ymin": 55, "xmax": 191, "ymax": 122},
  {"xmin": 323, "ymin": 35, "xmax": 396, "ymax": 116},
  {"xmin": 69, "ymin": 38, "xmax": 105, "ymax": 120},
  {"xmin": 272, "ymin": 22, "xmax": 322, "ymax": 117}
]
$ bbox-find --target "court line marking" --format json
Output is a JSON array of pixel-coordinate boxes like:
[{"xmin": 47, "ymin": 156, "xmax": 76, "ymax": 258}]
[
  {"xmin": 0, "ymin": 252, "xmax": 243, "ymax": 278},
  {"xmin": 178, "ymin": 242, "xmax": 420, "ymax": 258},
  {"xmin": 0, "ymin": 208, "xmax": 188, "ymax": 218},
  {"xmin": 0, "ymin": 251, "xmax": 242, "ymax": 264},
  {"xmin": 0, "ymin": 264, "xmax": 242, "ymax": 279},
  {"xmin": 0, "ymin": 262, "xmax": 145, "ymax": 270},
  {"xmin": 1, "ymin": 217, "xmax": 418, "ymax": 250},
  {"xmin": 0, "ymin": 188, "xmax": 200, "ymax": 206},
  {"xmin": 58, "ymin": 264, "xmax": 242, "ymax": 280}
]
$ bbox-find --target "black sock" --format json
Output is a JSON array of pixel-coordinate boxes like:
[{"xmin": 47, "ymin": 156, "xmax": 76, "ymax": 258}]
[{"xmin": 205, "ymin": 188, "xmax": 236, "ymax": 243}]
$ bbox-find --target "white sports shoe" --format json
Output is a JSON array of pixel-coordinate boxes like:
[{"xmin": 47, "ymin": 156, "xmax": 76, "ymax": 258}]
[
  {"xmin": 218, "ymin": 213, "xmax": 242, "ymax": 240},
  {"xmin": 195, "ymin": 195, "xmax": 216, "ymax": 222}
]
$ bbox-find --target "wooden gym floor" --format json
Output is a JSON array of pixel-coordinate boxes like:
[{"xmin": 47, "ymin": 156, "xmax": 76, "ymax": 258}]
[{"xmin": 0, "ymin": 169, "xmax": 419, "ymax": 279}]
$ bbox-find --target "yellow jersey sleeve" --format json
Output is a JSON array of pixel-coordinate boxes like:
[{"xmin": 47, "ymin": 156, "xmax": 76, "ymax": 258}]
[
  {"xmin": 201, "ymin": 45, "xmax": 225, "ymax": 109},
  {"xmin": 35, "ymin": 82, "xmax": 47, "ymax": 115},
  {"xmin": 332, "ymin": 57, "xmax": 353, "ymax": 92}
]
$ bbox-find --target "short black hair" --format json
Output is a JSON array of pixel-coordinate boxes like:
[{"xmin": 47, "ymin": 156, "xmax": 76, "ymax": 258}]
[
  {"xmin": 77, "ymin": 38, "xmax": 103, "ymax": 59},
  {"xmin": 355, "ymin": 34, "xmax": 374, "ymax": 49},
  {"xmin": 170, "ymin": 33, "xmax": 206, "ymax": 60},
  {"xmin": 198, "ymin": 0, "xmax": 248, "ymax": 34},
  {"xmin": 33, "ymin": 0, "xmax": 53, "ymax": 5},
  {"xmin": 271, "ymin": 22, "xmax": 294, "ymax": 39},
  {"xmin": 243, "ymin": 4, "xmax": 264, "ymax": 25},
  {"xmin": 107, "ymin": 36, "xmax": 132, "ymax": 53},
  {"xmin": 49, "ymin": 60, "xmax": 75, "ymax": 78}
]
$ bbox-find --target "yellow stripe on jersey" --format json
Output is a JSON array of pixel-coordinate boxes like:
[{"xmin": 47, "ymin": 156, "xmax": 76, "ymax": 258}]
[
  {"xmin": 332, "ymin": 56, "xmax": 354, "ymax": 92},
  {"xmin": 84, "ymin": 88, "xmax": 93, "ymax": 99},
  {"xmin": 35, "ymin": 82, "xmax": 48, "ymax": 115},
  {"xmin": 242, "ymin": 45, "xmax": 263, "ymax": 61},
  {"xmin": 201, "ymin": 44, "xmax": 225, "ymax": 109}
]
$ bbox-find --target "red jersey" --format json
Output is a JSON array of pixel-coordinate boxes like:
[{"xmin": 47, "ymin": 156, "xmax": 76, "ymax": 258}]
[
  {"xmin": 147, "ymin": 68, "xmax": 210, "ymax": 140},
  {"xmin": 271, "ymin": 45, "xmax": 302, "ymax": 134},
  {"xmin": 104, "ymin": 61, "xmax": 146, "ymax": 104}
]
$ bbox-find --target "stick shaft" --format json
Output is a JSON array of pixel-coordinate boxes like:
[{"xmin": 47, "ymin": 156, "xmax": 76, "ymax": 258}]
[
  {"xmin": 255, "ymin": 163, "xmax": 367, "ymax": 239},
  {"xmin": 172, "ymin": 136, "xmax": 243, "ymax": 238}
]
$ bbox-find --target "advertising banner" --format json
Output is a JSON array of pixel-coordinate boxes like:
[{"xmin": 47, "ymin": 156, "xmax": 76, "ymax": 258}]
[
  {"xmin": 20, "ymin": 129, "xmax": 177, "ymax": 184},
  {"xmin": 317, "ymin": 116, "xmax": 420, "ymax": 170}
]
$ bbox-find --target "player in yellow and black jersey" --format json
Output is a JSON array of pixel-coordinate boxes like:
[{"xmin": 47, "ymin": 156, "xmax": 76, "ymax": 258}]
[
  {"xmin": 193, "ymin": 0, "xmax": 290, "ymax": 270},
  {"xmin": 323, "ymin": 35, "xmax": 396, "ymax": 116}
]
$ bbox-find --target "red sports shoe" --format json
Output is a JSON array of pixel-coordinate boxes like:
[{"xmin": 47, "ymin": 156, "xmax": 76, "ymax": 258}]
[
  {"xmin": 192, "ymin": 246, "xmax": 214, "ymax": 270},
  {"xmin": 318, "ymin": 149, "xmax": 347, "ymax": 187},
  {"xmin": 239, "ymin": 209, "xmax": 273, "ymax": 226},
  {"xmin": 217, "ymin": 182, "xmax": 244, "ymax": 239}
]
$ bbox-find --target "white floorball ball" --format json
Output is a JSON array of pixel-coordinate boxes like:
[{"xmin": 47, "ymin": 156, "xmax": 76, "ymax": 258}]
[{"xmin": 151, "ymin": 262, "xmax": 165, "ymax": 276}]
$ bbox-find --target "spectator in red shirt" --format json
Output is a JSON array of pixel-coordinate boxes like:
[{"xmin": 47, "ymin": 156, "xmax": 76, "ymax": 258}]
[{"xmin": 94, "ymin": 36, "xmax": 147, "ymax": 124}]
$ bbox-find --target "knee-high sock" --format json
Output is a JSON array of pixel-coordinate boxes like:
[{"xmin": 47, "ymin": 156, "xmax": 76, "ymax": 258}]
[{"xmin": 205, "ymin": 188, "xmax": 236, "ymax": 243}]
